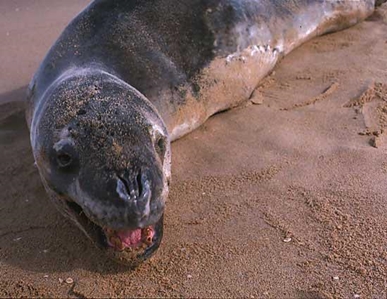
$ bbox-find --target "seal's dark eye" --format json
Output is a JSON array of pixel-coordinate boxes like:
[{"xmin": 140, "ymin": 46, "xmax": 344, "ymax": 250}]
[
  {"xmin": 57, "ymin": 152, "xmax": 72, "ymax": 167},
  {"xmin": 52, "ymin": 140, "xmax": 78, "ymax": 171},
  {"xmin": 155, "ymin": 137, "xmax": 166, "ymax": 159}
]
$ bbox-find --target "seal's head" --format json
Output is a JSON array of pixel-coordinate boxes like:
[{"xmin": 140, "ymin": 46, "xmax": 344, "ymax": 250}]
[{"xmin": 31, "ymin": 70, "xmax": 171, "ymax": 266}]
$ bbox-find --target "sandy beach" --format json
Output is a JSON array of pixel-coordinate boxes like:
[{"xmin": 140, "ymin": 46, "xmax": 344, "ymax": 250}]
[{"xmin": 1, "ymin": 1, "xmax": 387, "ymax": 298}]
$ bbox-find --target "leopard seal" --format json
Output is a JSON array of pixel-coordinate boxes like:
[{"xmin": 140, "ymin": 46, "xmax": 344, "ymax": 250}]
[{"xmin": 26, "ymin": 0, "xmax": 377, "ymax": 266}]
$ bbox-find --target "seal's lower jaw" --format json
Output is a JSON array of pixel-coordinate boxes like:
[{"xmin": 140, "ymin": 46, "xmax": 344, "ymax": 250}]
[{"xmin": 65, "ymin": 200, "xmax": 163, "ymax": 267}]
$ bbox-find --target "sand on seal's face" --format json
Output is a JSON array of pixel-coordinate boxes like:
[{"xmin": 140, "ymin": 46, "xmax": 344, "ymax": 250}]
[{"xmin": 1, "ymin": 1, "xmax": 387, "ymax": 298}]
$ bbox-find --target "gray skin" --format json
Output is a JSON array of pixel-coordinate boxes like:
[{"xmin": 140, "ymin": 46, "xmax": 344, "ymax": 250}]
[{"xmin": 26, "ymin": 0, "xmax": 376, "ymax": 266}]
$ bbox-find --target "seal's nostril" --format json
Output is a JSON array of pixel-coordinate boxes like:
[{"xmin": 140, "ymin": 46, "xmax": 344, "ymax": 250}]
[
  {"xmin": 118, "ymin": 175, "xmax": 131, "ymax": 197},
  {"xmin": 136, "ymin": 171, "xmax": 143, "ymax": 197}
]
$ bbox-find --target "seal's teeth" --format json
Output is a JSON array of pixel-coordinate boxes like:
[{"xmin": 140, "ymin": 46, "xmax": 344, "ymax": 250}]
[
  {"xmin": 110, "ymin": 236, "xmax": 125, "ymax": 251},
  {"xmin": 105, "ymin": 228, "xmax": 114, "ymax": 235},
  {"xmin": 142, "ymin": 227, "xmax": 154, "ymax": 245},
  {"xmin": 144, "ymin": 236, "xmax": 152, "ymax": 245}
]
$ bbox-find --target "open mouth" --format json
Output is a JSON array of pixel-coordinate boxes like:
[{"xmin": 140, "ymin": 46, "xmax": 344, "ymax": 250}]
[
  {"xmin": 104, "ymin": 226, "xmax": 155, "ymax": 251},
  {"xmin": 65, "ymin": 199, "xmax": 163, "ymax": 265}
]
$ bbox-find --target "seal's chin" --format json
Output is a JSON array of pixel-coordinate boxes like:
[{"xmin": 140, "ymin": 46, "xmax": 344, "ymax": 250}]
[{"xmin": 65, "ymin": 199, "xmax": 163, "ymax": 266}]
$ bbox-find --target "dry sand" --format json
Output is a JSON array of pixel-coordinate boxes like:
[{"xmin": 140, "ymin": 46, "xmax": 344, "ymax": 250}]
[{"xmin": 1, "ymin": 1, "xmax": 387, "ymax": 298}]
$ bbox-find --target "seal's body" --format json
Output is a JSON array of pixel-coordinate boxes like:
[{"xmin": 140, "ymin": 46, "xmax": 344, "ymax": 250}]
[{"xmin": 26, "ymin": 0, "xmax": 376, "ymax": 265}]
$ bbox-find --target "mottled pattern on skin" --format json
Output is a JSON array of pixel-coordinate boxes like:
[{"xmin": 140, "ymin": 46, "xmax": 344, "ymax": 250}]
[{"xmin": 26, "ymin": 0, "xmax": 376, "ymax": 265}]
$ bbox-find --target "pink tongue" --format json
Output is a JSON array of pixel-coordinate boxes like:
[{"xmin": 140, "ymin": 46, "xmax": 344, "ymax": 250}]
[{"xmin": 116, "ymin": 229, "xmax": 142, "ymax": 247}]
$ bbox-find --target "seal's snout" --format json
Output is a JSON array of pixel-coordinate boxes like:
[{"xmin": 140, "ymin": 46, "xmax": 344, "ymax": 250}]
[{"xmin": 116, "ymin": 169, "xmax": 155, "ymax": 222}]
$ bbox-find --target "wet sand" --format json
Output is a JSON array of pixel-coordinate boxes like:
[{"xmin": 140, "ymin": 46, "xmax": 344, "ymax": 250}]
[{"xmin": 1, "ymin": 2, "xmax": 387, "ymax": 298}]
